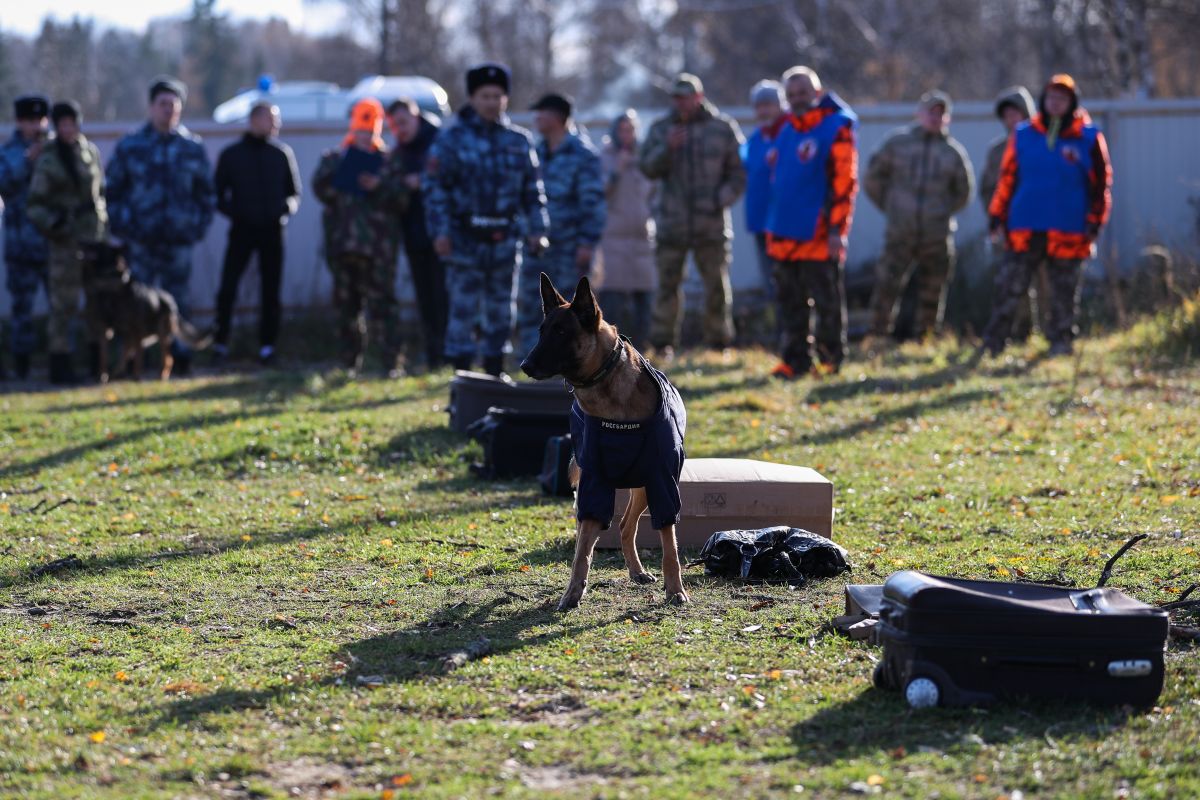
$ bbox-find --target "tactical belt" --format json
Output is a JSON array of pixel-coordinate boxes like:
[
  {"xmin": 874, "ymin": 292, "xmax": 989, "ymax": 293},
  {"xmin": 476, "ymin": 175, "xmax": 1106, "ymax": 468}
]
[{"xmin": 463, "ymin": 214, "xmax": 514, "ymax": 242}]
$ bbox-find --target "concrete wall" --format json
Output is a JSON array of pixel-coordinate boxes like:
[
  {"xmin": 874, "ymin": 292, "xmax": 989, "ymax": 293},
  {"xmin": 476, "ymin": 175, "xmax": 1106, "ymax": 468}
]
[{"xmin": 3, "ymin": 98, "xmax": 1198, "ymax": 321}]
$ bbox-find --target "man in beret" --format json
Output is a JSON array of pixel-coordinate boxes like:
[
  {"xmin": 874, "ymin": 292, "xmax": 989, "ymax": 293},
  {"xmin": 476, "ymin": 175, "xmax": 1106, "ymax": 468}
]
[
  {"xmin": 0, "ymin": 94, "xmax": 51, "ymax": 380},
  {"xmin": 105, "ymin": 75, "xmax": 215, "ymax": 376},
  {"xmin": 640, "ymin": 73, "xmax": 745, "ymax": 356},
  {"xmin": 424, "ymin": 62, "xmax": 549, "ymax": 376},
  {"xmin": 514, "ymin": 92, "xmax": 605, "ymax": 355},
  {"xmin": 864, "ymin": 90, "xmax": 974, "ymax": 343}
]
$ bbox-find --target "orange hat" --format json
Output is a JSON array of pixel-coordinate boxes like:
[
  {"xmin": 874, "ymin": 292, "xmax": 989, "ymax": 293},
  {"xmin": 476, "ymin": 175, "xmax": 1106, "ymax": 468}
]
[
  {"xmin": 344, "ymin": 98, "xmax": 386, "ymax": 151},
  {"xmin": 1047, "ymin": 73, "xmax": 1078, "ymax": 96}
]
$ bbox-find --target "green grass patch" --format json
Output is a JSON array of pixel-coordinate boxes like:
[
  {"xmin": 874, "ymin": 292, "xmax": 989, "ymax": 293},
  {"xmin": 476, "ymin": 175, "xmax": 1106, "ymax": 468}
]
[{"xmin": 1, "ymin": 332, "xmax": 1197, "ymax": 799}]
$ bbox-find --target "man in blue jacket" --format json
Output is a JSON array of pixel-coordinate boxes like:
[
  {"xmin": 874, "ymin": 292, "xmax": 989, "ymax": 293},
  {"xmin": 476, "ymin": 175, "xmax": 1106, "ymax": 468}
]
[
  {"xmin": 741, "ymin": 80, "xmax": 786, "ymax": 308},
  {"xmin": 105, "ymin": 76, "xmax": 215, "ymax": 375},
  {"xmin": 0, "ymin": 95, "xmax": 50, "ymax": 380}
]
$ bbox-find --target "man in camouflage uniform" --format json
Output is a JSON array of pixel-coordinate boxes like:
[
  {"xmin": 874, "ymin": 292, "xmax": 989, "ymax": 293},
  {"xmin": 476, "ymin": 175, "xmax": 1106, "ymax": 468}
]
[
  {"xmin": 865, "ymin": 90, "xmax": 974, "ymax": 340},
  {"xmin": 26, "ymin": 101, "xmax": 107, "ymax": 384},
  {"xmin": 515, "ymin": 93, "xmax": 605, "ymax": 356},
  {"xmin": 105, "ymin": 76, "xmax": 215, "ymax": 376},
  {"xmin": 425, "ymin": 62, "xmax": 549, "ymax": 376},
  {"xmin": 980, "ymin": 86, "xmax": 1045, "ymax": 339},
  {"xmin": 312, "ymin": 98, "xmax": 408, "ymax": 375},
  {"xmin": 0, "ymin": 95, "xmax": 50, "ymax": 380},
  {"xmin": 640, "ymin": 73, "xmax": 745, "ymax": 353}
]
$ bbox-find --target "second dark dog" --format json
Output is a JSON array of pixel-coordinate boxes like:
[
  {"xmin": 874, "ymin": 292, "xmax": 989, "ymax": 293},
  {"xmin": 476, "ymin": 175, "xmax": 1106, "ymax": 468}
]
[
  {"xmin": 81, "ymin": 241, "xmax": 212, "ymax": 382},
  {"xmin": 522, "ymin": 273, "xmax": 689, "ymax": 610}
]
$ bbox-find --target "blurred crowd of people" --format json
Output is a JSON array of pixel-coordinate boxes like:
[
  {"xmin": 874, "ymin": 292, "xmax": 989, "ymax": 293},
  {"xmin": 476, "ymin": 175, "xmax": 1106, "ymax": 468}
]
[{"xmin": 0, "ymin": 61, "xmax": 1111, "ymax": 384}]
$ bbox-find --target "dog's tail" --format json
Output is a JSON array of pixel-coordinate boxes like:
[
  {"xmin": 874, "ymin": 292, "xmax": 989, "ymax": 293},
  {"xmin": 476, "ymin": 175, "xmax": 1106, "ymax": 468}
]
[{"xmin": 174, "ymin": 317, "xmax": 214, "ymax": 350}]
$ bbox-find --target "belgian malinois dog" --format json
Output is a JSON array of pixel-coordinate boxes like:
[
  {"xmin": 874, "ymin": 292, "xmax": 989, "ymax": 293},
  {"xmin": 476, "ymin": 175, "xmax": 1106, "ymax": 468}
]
[
  {"xmin": 521, "ymin": 273, "xmax": 689, "ymax": 610},
  {"xmin": 80, "ymin": 241, "xmax": 212, "ymax": 382}
]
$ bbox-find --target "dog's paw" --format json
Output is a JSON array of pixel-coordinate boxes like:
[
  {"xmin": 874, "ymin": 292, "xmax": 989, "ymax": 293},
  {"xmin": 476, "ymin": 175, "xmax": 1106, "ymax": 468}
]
[
  {"xmin": 665, "ymin": 590, "xmax": 690, "ymax": 606},
  {"xmin": 630, "ymin": 572, "xmax": 657, "ymax": 585},
  {"xmin": 556, "ymin": 584, "xmax": 586, "ymax": 612}
]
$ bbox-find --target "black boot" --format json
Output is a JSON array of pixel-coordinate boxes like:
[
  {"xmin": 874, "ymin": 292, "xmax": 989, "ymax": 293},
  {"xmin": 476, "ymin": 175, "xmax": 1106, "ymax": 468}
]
[
  {"xmin": 482, "ymin": 355, "xmax": 505, "ymax": 378},
  {"xmin": 48, "ymin": 353, "xmax": 79, "ymax": 386},
  {"xmin": 450, "ymin": 355, "xmax": 473, "ymax": 372},
  {"xmin": 88, "ymin": 343, "xmax": 102, "ymax": 382},
  {"xmin": 14, "ymin": 354, "xmax": 31, "ymax": 380}
]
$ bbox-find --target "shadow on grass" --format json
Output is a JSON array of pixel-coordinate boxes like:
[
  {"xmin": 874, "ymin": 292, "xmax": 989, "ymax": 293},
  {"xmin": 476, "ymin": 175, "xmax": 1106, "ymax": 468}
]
[
  {"xmin": 147, "ymin": 596, "xmax": 627, "ymax": 729},
  {"xmin": 805, "ymin": 352, "xmax": 984, "ymax": 404},
  {"xmin": 37, "ymin": 373, "xmax": 313, "ymax": 414},
  {"xmin": 789, "ymin": 687, "xmax": 1130, "ymax": 765}
]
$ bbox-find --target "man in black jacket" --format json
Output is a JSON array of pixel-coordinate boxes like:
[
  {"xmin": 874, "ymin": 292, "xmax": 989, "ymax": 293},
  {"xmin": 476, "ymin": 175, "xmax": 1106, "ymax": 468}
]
[
  {"xmin": 387, "ymin": 98, "xmax": 447, "ymax": 369},
  {"xmin": 212, "ymin": 101, "xmax": 301, "ymax": 365}
]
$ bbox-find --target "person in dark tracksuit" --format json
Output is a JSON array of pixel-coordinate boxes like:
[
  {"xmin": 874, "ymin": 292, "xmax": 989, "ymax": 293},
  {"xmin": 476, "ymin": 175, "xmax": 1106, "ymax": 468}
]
[
  {"xmin": 388, "ymin": 97, "xmax": 447, "ymax": 369},
  {"xmin": 0, "ymin": 95, "xmax": 50, "ymax": 380},
  {"xmin": 211, "ymin": 101, "xmax": 301, "ymax": 366}
]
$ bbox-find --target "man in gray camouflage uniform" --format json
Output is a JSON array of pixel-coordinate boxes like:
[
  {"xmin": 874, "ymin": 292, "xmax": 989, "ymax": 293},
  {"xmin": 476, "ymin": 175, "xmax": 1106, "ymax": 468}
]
[
  {"xmin": 515, "ymin": 93, "xmax": 605, "ymax": 356},
  {"xmin": 0, "ymin": 95, "xmax": 51, "ymax": 380},
  {"xmin": 424, "ymin": 62, "xmax": 549, "ymax": 376},
  {"xmin": 105, "ymin": 76, "xmax": 215, "ymax": 376}
]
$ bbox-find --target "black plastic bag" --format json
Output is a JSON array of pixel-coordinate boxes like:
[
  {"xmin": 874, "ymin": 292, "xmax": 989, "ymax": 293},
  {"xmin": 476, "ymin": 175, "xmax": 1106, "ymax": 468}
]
[{"xmin": 695, "ymin": 527, "xmax": 850, "ymax": 586}]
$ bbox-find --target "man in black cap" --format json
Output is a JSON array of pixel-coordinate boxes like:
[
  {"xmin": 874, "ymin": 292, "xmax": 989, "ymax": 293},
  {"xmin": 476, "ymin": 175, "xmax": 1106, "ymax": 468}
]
[
  {"xmin": 211, "ymin": 101, "xmax": 301, "ymax": 367},
  {"xmin": 0, "ymin": 94, "xmax": 51, "ymax": 380},
  {"xmin": 424, "ymin": 62, "xmax": 549, "ymax": 375},
  {"xmin": 106, "ymin": 75, "xmax": 215, "ymax": 376},
  {"xmin": 514, "ymin": 92, "xmax": 605, "ymax": 355}
]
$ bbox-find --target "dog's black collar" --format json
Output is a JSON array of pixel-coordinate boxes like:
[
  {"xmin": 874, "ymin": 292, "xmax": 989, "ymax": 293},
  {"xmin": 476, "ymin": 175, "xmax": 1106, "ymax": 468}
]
[{"xmin": 566, "ymin": 335, "xmax": 627, "ymax": 391}]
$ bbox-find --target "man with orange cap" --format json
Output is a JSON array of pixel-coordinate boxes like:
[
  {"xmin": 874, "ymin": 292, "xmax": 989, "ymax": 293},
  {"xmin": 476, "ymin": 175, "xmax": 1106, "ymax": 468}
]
[
  {"xmin": 983, "ymin": 74, "xmax": 1112, "ymax": 357},
  {"xmin": 312, "ymin": 97, "xmax": 409, "ymax": 375}
]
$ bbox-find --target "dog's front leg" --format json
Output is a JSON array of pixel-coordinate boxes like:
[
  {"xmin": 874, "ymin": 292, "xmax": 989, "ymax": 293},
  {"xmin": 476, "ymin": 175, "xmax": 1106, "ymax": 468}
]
[
  {"xmin": 619, "ymin": 488, "xmax": 655, "ymax": 585},
  {"xmin": 558, "ymin": 519, "xmax": 602, "ymax": 612},
  {"xmin": 658, "ymin": 524, "xmax": 689, "ymax": 606}
]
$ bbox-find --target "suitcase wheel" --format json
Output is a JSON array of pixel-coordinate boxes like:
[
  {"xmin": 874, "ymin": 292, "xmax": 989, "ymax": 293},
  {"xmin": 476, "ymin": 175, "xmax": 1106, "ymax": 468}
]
[{"xmin": 904, "ymin": 677, "xmax": 940, "ymax": 709}]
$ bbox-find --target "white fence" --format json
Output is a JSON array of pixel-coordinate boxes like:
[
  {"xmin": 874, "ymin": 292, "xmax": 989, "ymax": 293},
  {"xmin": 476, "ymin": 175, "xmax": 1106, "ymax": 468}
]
[{"xmin": 2, "ymin": 98, "xmax": 1198, "ymax": 322}]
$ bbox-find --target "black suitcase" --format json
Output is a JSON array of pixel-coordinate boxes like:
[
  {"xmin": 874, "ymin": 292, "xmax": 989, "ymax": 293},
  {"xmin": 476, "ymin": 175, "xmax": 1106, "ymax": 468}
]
[
  {"xmin": 539, "ymin": 434, "xmax": 574, "ymax": 497},
  {"xmin": 874, "ymin": 571, "xmax": 1169, "ymax": 708},
  {"xmin": 467, "ymin": 407, "xmax": 570, "ymax": 479},
  {"xmin": 448, "ymin": 371, "xmax": 573, "ymax": 433}
]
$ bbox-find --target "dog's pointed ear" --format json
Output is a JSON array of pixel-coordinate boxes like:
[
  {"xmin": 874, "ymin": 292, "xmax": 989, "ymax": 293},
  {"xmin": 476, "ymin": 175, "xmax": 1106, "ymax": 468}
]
[
  {"xmin": 570, "ymin": 276, "xmax": 601, "ymax": 331},
  {"xmin": 540, "ymin": 272, "xmax": 567, "ymax": 317}
]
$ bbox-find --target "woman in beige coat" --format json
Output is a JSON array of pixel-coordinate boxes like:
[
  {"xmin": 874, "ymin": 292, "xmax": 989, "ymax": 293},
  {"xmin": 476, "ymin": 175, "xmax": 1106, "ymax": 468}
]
[{"xmin": 594, "ymin": 110, "xmax": 656, "ymax": 349}]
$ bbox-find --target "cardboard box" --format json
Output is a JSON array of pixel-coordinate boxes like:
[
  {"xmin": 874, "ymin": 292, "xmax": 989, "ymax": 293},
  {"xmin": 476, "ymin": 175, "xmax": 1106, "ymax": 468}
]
[
  {"xmin": 596, "ymin": 458, "xmax": 834, "ymax": 550},
  {"xmin": 448, "ymin": 371, "xmax": 574, "ymax": 433}
]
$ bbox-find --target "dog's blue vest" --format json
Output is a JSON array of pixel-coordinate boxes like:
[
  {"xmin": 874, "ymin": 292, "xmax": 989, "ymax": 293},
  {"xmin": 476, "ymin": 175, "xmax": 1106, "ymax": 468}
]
[{"xmin": 571, "ymin": 358, "xmax": 687, "ymax": 531}]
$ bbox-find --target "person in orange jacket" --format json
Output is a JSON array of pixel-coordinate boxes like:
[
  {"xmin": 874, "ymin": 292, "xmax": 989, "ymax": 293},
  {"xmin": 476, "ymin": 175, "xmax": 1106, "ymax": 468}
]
[
  {"xmin": 982, "ymin": 74, "xmax": 1112, "ymax": 356},
  {"xmin": 764, "ymin": 66, "xmax": 858, "ymax": 379}
]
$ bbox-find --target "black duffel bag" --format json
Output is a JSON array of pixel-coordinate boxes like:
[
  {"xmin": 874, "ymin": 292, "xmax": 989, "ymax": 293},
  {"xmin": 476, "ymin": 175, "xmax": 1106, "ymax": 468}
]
[
  {"xmin": 695, "ymin": 526, "xmax": 850, "ymax": 586},
  {"xmin": 467, "ymin": 406, "xmax": 570, "ymax": 480}
]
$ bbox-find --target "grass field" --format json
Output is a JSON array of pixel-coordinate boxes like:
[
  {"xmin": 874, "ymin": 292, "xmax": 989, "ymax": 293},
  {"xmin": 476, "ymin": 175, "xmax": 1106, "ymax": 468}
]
[{"xmin": 1, "ymin": 322, "xmax": 1198, "ymax": 799}]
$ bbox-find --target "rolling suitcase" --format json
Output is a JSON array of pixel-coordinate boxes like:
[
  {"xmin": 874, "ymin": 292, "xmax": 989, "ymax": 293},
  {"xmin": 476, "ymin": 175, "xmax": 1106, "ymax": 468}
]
[
  {"xmin": 874, "ymin": 571, "xmax": 1169, "ymax": 708},
  {"xmin": 448, "ymin": 371, "xmax": 573, "ymax": 433}
]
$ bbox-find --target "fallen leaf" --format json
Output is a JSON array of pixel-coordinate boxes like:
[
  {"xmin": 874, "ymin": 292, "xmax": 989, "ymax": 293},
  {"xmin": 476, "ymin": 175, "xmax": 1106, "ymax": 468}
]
[
  {"xmin": 392, "ymin": 774, "xmax": 413, "ymax": 786},
  {"xmin": 114, "ymin": 671, "xmax": 129, "ymax": 682},
  {"xmin": 380, "ymin": 538, "xmax": 393, "ymax": 547},
  {"xmin": 88, "ymin": 731, "xmax": 106, "ymax": 743},
  {"xmin": 742, "ymin": 624, "xmax": 763, "ymax": 633},
  {"xmin": 867, "ymin": 774, "xmax": 885, "ymax": 786}
]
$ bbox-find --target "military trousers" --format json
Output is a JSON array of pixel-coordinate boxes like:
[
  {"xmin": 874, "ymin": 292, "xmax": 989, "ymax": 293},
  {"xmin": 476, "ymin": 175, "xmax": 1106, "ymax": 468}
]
[
  {"xmin": 983, "ymin": 237, "xmax": 1082, "ymax": 355},
  {"xmin": 516, "ymin": 242, "xmax": 588, "ymax": 357},
  {"xmin": 329, "ymin": 253, "xmax": 401, "ymax": 372},
  {"xmin": 128, "ymin": 241, "xmax": 194, "ymax": 356},
  {"xmin": 4, "ymin": 258, "xmax": 47, "ymax": 356},
  {"xmin": 869, "ymin": 232, "xmax": 955, "ymax": 338},
  {"xmin": 444, "ymin": 239, "xmax": 519, "ymax": 362},
  {"xmin": 775, "ymin": 258, "xmax": 847, "ymax": 374},
  {"xmin": 650, "ymin": 238, "xmax": 733, "ymax": 350},
  {"xmin": 46, "ymin": 240, "xmax": 83, "ymax": 355}
]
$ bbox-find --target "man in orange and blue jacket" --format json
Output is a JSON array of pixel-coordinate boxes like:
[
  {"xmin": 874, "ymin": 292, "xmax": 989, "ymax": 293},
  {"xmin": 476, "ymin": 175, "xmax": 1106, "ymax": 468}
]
[
  {"xmin": 982, "ymin": 74, "xmax": 1112, "ymax": 356},
  {"xmin": 764, "ymin": 66, "xmax": 858, "ymax": 379}
]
